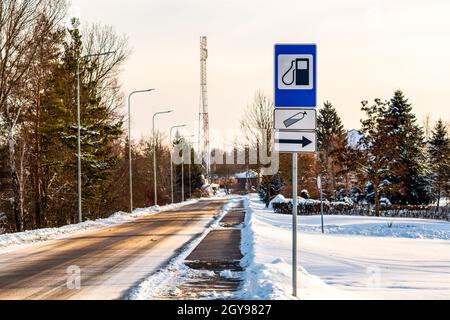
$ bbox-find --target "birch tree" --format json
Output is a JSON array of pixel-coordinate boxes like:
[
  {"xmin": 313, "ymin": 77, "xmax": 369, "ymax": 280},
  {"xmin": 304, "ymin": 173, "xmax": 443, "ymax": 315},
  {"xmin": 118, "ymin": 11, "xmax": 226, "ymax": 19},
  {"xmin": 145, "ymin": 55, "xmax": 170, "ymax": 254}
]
[
  {"xmin": 240, "ymin": 91, "xmax": 275, "ymax": 204},
  {"xmin": 0, "ymin": 0, "xmax": 67, "ymax": 231}
]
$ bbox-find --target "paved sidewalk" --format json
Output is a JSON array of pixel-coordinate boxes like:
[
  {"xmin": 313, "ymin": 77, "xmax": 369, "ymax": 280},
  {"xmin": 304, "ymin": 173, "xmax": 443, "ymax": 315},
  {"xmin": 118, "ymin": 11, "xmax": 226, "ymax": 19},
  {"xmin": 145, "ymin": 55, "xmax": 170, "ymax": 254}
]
[
  {"xmin": 185, "ymin": 229, "xmax": 243, "ymax": 271},
  {"xmin": 177, "ymin": 199, "xmax": 247, "ymax": 298}
]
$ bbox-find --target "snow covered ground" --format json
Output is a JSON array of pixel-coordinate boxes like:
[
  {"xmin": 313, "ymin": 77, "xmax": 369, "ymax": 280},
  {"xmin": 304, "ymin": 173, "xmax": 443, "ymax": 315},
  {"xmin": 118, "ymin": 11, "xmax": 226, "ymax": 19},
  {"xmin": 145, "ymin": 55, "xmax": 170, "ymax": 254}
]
[
  {"xmin": 6, "ymin": 192, "xmax": 448, "ymax": 300},
  {"xmin": 239, "ymin": 194, "xmax": 450, "ymax": 300},
  {"xmin": 0, "ymin": 200, "xmax": 200, "ymax": 250}
]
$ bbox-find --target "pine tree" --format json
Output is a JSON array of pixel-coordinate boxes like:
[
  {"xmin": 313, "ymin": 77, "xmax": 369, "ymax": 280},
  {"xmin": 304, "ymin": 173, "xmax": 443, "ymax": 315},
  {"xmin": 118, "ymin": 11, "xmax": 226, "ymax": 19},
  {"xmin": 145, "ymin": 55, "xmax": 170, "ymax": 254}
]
[
  {"xmin": 382, "ymin": 90, "xmax": 431, "ymax": 204},
  {"xmin": 360, "ymin": 98, "xmax": 389, "ymax": 216},
  {"xmin": 317, "ymin": 101, "xmax": 347, "ymax": 200},
  {"xmin": 26, "ymin": 16, "xmax": 66, "ymax": 228},
  {"xmin": 259, "ymin": 173, "xmax": 283, "ymax": 206},
  {"xmin": 70, "ymin": 21, "xmax": 123, "ymax": 220},
  {"xmin": 39, "ymin": 19, "xmax": 123, "ymax": 224},
  {"xmin": 428, "ymin": 120, "xmax": 450, "ymax": 211},
  {"xmin": 342, "ymin": 139, "xmax": 366, "ymax": 202}
]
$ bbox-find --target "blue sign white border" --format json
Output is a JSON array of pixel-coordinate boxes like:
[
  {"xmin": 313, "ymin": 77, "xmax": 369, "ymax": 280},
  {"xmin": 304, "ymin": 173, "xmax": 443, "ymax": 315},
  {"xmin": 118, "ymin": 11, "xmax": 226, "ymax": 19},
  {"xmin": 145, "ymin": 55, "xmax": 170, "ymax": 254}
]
[{"xmin": 274, "ymin": 44, "xmax": 317, "ymax": 108}]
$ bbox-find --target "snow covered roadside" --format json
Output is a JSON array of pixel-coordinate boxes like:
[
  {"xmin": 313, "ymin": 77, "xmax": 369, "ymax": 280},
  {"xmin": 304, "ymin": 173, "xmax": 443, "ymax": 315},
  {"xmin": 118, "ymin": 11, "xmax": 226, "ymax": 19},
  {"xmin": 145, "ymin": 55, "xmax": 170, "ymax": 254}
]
[
  {"xmin": 238, "ymin": 194, "xmax": 360, "ymax": 300},
  {"xmin": 0, "ymin": 199, "xmax": 200, "ymax": 250},
  {"xmin": 128, "ymin": 198, "xmax": 242, "ymax": 300},
  {"xmin": 299, "ymin": 215, "xmax": 450, "ymax": 240},
  {"xmin": 239, "ymin": 194, "xmax": 450, "ymax": 300}
]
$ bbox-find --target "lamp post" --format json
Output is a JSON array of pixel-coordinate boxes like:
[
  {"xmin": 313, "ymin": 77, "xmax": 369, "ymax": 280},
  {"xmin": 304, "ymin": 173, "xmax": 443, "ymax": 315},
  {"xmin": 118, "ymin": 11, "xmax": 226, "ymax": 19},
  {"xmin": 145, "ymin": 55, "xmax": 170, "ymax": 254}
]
[
  {"xmin": 318, "ymin": 175, "xmax": 324, "ymax": 234},
  {"xmin": 152, "ymin": 110, "xmax": 173, "ymax": 205},
  {"xmin": 188, "ymin": 156, "xmax": 191, "ymax": 199},
  {"xmin": 185, "ymin": 135, "xmax": 196, "ymax": 199},
  {"xmin": 128, "ymin": 89, "xmax": 155, "ymax": 214},
  {"xmin": 181, "ymin": 135, "xmax": 195, "ymax": 202},
  {"xmin": 170, "ymin": 125, "xmax": 186, "ymax": 203},
  {"xmin": 181, "ymin": 148, "xmax": 185, "ymax": 202},
  {"xmin": 76, "ymin": 51, "xmax": 115, "ymax": 224}
]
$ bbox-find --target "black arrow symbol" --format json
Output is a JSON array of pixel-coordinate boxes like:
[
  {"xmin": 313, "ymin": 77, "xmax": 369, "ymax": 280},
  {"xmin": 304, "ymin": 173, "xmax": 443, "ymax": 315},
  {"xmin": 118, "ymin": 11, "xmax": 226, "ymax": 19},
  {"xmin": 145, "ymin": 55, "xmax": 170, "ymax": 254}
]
[
  {"xmin": 276, "ymin": 136, "xmax": 313, "ymax": 147},
  {"xmin": 283, "ymin": 111, "xmax": 308, "ymax": 128}
]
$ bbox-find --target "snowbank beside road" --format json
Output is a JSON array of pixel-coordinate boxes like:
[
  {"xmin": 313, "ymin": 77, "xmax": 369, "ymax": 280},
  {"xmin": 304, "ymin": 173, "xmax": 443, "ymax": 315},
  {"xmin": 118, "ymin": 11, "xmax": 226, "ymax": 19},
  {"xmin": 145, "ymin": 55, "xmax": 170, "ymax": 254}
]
[
  {"xmin": 266, "ymin": 196, "xmax": 450, "ymax": 240},
  {"xmin": 299, "ymin": 215, "xmax": 450, "ymax": 240},
  {"xmin": 240, "ymin": 194, "xmax": 450, "ymax": 300},
  {"xmin": 0, "ymin": 199, "xmax": 200, "ymax": 249},
  {"xmin": 239, "ymin": 194, "xmax": 360, "ymax": 300},
  {"xmin": 256, "ymin": 213, "xmax": 450, "ymax": 241}
]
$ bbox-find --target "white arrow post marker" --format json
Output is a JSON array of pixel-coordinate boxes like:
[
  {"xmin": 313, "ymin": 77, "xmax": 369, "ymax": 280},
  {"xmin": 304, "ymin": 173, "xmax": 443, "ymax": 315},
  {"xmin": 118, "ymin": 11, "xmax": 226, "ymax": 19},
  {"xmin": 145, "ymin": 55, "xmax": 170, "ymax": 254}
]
[
  {"xmin": 274, "ymin": 130, "xmax": 317, "ymax": 153},
  {"xmin": 274, "ymin": 108, "xmax": 316, "ymax": 130}
]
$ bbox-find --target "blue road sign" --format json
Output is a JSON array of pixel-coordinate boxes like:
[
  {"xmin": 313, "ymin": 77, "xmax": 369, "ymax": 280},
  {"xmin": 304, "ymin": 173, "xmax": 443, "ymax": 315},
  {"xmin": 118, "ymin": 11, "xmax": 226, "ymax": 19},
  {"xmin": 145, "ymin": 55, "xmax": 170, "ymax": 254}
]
[{"xmin": 275, "ymin": 44, "xmax": 317, "ymax": 108}]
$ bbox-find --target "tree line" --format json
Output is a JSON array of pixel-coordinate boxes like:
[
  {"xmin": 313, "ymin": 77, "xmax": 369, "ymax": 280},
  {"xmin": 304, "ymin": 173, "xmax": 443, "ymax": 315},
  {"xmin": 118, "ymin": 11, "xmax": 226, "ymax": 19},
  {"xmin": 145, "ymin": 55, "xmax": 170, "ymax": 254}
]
[
  {"xmin": 0, "ymin": 1, "xmax": 203, "ymax": 233},
  {"xmin": 1, "ymin": 1, "xmax": 448, "ymax": 233},
  {"xmin": 240, "ymin": 91, "xmax": 449, "ymax": 216}
]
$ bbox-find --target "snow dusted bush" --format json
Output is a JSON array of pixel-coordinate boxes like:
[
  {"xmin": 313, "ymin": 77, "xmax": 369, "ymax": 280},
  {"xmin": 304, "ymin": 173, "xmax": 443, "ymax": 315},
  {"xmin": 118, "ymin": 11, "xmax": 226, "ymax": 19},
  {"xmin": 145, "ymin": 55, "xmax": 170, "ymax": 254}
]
[
  {"xmin": 272, "ymin": 199, "xmax": 356, "ymax": 215},
  {"xmin": 272, "ymin": 201, "xmax": 450, "ymax": 221},
  {"xmin": 268, "ymin": 194, "xmax": 287, "ymax": 209},
  {"xmin": 301, "ymin": 189, "xmax": 310, "ymax": 199}
]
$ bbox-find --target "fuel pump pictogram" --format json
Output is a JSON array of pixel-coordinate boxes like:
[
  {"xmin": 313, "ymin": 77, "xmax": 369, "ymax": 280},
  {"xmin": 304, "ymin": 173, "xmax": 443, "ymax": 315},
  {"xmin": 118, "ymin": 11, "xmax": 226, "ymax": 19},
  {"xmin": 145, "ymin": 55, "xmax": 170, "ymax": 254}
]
[{"xmin": 282, "ymin": 58, "xmax": 310, "ymax": 86}]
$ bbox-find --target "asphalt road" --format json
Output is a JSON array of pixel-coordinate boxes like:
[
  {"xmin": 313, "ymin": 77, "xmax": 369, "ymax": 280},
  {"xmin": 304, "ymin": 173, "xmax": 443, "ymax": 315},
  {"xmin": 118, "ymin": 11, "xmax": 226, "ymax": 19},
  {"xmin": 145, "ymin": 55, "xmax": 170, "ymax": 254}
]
[{"xmin": 0, "ymin": 199, "xmax": 226, "ymax": 300}]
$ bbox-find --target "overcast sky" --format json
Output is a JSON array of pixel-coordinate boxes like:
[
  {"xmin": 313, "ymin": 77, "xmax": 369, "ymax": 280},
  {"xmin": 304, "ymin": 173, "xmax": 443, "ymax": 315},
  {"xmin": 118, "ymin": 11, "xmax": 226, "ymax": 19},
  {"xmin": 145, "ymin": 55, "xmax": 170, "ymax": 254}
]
[{"xmin": 71, "ymin": 0, "xmax": 450, "ymax": 145}]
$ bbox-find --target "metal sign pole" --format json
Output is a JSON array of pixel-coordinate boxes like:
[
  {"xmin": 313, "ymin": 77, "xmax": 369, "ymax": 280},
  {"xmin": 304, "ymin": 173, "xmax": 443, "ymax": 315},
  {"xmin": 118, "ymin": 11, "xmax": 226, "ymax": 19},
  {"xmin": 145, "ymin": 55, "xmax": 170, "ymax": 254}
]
[
  {"xmin": 320, "ymin": 186, "xmax": 324, "ymax": 233},
  {"xmin": 274, "ymin": 44, "xmax": 318, "ymax": 298},
  {"xmin": 292, "ymin": 153, "xmax": 298, "ymax": 297},
  {"xmin": 318, "ymin": 175, "xmax": 324, "ymax": 234}
]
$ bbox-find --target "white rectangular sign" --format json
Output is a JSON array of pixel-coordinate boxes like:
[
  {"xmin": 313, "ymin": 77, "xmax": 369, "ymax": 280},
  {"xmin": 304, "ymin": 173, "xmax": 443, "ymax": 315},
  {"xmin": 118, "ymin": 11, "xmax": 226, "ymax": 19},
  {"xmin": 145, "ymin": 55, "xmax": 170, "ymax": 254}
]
[
  {"xmin": 274, "ymin": 130, "xmax": 317, "ymax": 153},
  {"xmin": 274, "ymin": 108, "xmax": 316, "ymax": 130}
]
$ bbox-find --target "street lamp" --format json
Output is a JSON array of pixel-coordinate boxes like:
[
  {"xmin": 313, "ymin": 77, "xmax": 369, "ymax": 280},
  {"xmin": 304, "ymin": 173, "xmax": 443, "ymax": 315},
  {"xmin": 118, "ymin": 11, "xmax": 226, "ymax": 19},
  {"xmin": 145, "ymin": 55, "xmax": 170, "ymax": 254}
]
[
  {"xmin": 170, "ymin": 125, "xmax": 187, "ymax": 204},
  {"xmin": 181, "ymin": 145, "xmax": 185, "ymax": 203},
  {"xmin": 180, "ymin": 134, "xmax": 197, "ymax": 202},
  {"xmin": 76, "ymin": 51, "xmax": 116, "ymax": 224},
  {"xmin": 185, "ymin": 135, "xmax": 197, "ymax": 199},
  {"xmin": 153, "ymin": 110, "xmax": 173, "ymax": 205},
  {"xmin": 128, "ymin": 89, "xmax": 155, "ymax": 214}
]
